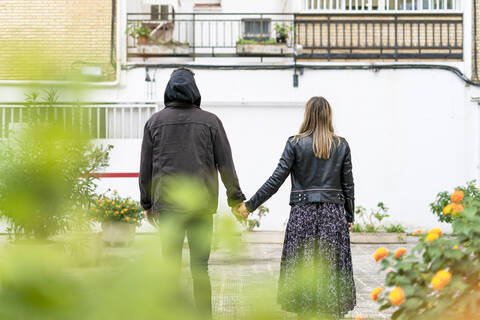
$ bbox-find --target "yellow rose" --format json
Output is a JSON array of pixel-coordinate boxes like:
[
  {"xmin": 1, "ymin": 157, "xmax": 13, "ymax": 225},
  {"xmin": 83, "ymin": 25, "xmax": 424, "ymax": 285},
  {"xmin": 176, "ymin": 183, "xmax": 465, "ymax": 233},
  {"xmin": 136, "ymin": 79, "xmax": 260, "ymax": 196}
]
[
  {"xmin": 431, "ymin": 270, "xmax": 452, "ymax": 291},
  {"xmin": 389, "ymin": 287, "xmax": 405, "ymax": 306},
  {"xmin": 370, "ymin": 287, "xmax": 382, "ymax": 301},
  {"xmin": 443, "ymin": 204, "xmax": 453, "ymax": 215},
  {"xmin": 426, "ymin": 232, "xmax": 439, "ymax": 242}
]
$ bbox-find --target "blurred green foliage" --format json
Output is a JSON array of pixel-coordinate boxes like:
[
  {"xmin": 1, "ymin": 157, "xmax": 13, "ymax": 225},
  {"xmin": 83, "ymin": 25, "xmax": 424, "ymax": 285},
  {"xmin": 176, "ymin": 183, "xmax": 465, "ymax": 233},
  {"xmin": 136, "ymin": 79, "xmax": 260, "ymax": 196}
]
[{"xmin": 0, "ymin": 89, "xmax": 111, "ymax": 240}]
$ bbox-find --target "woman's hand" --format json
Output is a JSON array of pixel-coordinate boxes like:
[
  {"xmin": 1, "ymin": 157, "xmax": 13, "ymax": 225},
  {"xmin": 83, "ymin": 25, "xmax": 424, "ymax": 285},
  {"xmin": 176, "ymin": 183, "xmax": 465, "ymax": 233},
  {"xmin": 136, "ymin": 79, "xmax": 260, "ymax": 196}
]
[{"xmin": 348, "ymin": 222, "xmax": 354, "ymax": 232}]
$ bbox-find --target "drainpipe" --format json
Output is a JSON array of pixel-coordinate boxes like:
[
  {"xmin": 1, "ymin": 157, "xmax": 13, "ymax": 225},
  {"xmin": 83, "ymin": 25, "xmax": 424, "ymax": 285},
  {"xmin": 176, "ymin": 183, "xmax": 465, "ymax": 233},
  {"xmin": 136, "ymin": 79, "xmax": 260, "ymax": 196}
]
[{"xmin": 474, "ymin": 0, "xmax": 478, "ymax": 81}]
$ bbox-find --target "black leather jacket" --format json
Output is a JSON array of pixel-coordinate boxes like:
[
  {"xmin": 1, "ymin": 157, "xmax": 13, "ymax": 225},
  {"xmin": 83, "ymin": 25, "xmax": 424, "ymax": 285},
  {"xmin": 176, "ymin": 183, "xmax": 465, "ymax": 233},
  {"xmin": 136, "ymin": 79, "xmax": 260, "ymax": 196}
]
[{"xmin": 245, "ymin": 135, "xmax": 355, "ymax": 222}]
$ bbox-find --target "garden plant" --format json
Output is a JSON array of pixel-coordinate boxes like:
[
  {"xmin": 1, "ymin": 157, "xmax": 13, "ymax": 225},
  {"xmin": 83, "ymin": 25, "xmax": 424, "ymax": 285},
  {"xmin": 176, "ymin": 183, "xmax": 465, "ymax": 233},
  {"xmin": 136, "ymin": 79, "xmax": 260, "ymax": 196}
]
[{"xmin": 371, "ymin": 187, "xmax": 480, "ymax": 319}]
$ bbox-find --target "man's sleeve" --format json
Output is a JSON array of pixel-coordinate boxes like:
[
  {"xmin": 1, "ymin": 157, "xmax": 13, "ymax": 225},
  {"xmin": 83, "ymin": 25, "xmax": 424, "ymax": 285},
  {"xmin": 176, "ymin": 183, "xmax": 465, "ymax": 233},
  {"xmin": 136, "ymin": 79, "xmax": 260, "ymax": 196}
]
[
  {"xmin": 139, "ymin": 122, "xmax": 154, "ymax": 210},
  {"xmin": 213, "ymin": 119, "xmax": 246, "ymax": 207}
]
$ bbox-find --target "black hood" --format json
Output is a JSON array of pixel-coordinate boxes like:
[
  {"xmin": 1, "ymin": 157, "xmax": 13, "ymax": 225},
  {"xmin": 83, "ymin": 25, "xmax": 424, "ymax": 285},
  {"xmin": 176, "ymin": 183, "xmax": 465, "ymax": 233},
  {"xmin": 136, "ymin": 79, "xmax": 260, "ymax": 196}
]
[{"xmin": 164, "ymin": 69, "xmax": 201, "ymax": 108}]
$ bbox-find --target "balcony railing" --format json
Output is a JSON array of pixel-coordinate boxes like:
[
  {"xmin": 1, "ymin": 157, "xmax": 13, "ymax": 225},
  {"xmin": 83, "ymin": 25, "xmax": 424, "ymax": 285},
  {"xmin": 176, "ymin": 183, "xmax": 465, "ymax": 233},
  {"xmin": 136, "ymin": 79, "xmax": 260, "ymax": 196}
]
[
  {"xmin": 126, "ymin": 12, "xmax": 463, "ymax": 61},
  {"xmin": 0, "ymin": 103, "xmax": 158, "ymax": 140},
  {"xmin": 127, "ymin": 13, "xmax": 295, "ymax": 58},
  {"xmin": 296, "ymin": 13, "xmax": 463, "ymax": 60},
  {"xmin": 302, "ymin": 0, "xmax": 462, "ymax": 11}
]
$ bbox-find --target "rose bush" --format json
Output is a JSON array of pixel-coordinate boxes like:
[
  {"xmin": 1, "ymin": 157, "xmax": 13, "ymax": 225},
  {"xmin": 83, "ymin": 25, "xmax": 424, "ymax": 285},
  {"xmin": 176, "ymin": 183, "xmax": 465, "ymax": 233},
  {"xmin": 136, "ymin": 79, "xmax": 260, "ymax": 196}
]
[
  {"xmin": 430, "ymin": 181, "xmax": 479, "ymax": 223},
  {"xmin": 371, "ymin": 186, "xmax": 480, "ymax": 319}
]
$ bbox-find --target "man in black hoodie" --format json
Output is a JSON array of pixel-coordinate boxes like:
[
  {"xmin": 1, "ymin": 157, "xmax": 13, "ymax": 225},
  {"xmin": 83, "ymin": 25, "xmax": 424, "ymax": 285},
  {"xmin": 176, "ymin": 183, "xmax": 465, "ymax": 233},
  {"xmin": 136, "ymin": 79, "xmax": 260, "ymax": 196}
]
[{"xmin": 139, "ymin": 67, "xmax": 246, "ymax": 318}]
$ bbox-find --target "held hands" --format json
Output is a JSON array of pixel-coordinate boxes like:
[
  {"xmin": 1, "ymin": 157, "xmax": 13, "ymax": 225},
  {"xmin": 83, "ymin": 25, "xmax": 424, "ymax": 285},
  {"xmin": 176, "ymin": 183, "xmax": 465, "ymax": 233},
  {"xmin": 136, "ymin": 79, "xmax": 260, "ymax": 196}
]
[
  {"xmin": 232, "ymin": 202, "xmax": 249, "ymax": 222},
  {"xmin": 145, "ymin": 208, "xmax": 158, "ymax": 228}
]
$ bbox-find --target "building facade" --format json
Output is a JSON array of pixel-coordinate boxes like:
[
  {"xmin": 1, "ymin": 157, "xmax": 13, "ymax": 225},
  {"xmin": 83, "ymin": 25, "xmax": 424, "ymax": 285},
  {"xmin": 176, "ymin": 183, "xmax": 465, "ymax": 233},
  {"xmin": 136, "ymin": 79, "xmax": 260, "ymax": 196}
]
[{"xmin": 0, "ymin": 0, "xmax": 479, "ymax": 231}]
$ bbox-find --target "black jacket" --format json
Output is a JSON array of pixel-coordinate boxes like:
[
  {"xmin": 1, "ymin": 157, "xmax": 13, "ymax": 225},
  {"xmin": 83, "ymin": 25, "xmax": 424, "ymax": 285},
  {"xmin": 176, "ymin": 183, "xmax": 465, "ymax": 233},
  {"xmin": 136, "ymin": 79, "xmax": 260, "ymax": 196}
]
[
  {"xmin": 245, "ymin": 135, "xmax": 355, "ymax": 222},
  {"xmin": 139, "ymin": 69, "xmax": 245, "ymax": 214}
]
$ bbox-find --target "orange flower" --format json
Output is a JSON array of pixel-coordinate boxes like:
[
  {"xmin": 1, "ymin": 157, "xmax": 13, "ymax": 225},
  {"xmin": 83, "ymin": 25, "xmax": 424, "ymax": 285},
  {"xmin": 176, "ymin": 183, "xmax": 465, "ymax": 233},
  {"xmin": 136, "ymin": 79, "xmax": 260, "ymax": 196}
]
[
  {"xmin": 355, "ymin": 316, "xmax": 363, "ymax": 320},
  {"xmin": 122, "ymin": 201, "xmax": 126, "ymax": 205},
  {"xmin": 106, "ymin": 199, "xmax": 111, "ymax": 203},
  {"xmin": 452, "ymin": 203, "xmax": 464, "ymax": 216},
  {"xmin": 373, "ymin": 248, "xmax": 389, "ymax": 262},
  {"xmin": 371, "ymin": 287, "xmax": 383, "ymax": 301},
  {"xmin": 112, "ymin": 201, "xmax": 116, "ymax": 205},
  {"xmin": 426, "ymin": 232, "xmax": 439, "ymax": 242},
  {"xmin": 395, "ymin": 248, "xmax": 407, "ymax": 259},
  {"xmin": 114, "ymin": 211, "xmax": 119, "ymax": 215},
  {"xmin": 389, "ymin": 287, "xmax": 405, "ymax": 306},
  {"xmin": 133, "ymin": 218, "xmax": 137, "ymax": 222},
  {"xmin": 412, "ymin": 229, "xmax": 424, "ymax": 236},
  {"xmin": 125, "ymin": 217, "xmax": 130, "ymax": 222},
  {"xmin": 431, "ymin": 270, "xmax": 452, "ymax": 291},
  {"xmin": 429, "ymin": 228, "xmax": 442, "ymax": 237},
  {"xmin": 451, "ymin": 190, "xmax": 464, "ymax": 203}
]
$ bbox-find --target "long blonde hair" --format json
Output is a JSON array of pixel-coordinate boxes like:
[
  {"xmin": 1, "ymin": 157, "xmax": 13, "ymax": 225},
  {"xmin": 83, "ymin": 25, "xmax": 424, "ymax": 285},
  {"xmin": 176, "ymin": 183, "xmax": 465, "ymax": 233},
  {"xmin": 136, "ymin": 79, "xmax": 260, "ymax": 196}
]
[{"xmin": 295, "ymin": 96, "xmax": 338, "ymax": 159}]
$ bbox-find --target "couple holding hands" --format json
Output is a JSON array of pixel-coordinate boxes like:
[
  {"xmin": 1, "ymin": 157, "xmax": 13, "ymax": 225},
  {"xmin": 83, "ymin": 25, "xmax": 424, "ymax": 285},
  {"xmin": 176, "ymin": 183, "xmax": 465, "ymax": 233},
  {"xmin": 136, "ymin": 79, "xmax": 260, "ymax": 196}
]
[{"xmin": 139, "ymin": 68, "xmax": 356, "ymax": 320}]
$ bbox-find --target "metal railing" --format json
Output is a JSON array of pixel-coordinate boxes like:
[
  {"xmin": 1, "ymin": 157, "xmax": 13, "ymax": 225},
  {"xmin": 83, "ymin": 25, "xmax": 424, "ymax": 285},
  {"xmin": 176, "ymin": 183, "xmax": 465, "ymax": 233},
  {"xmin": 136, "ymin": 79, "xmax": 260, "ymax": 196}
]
[
  {"xmin": 127, "ymin": 13, "xmax": 295, "ymax": 58},
  {"xmin": 303, "ymin": 0, "xmax": 462, "ymax": 11},
  {"xmin": 126, "ymin": 11, "xmax": 463, "ymax": 61},
  {"xmin": 0, "ymin": 103, "xmax": 159, "ymax": 140},
  {"xmin": 296, "ymin": 13, "xmax": 463, "ymax": 60}
]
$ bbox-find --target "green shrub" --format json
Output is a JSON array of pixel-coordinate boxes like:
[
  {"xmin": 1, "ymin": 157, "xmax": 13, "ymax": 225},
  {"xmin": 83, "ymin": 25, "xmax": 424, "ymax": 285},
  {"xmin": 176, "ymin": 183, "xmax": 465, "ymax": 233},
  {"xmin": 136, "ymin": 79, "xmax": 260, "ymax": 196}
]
[{"xmin": 352, "ymin": 203, "xmax": 406, "ymax": 233}]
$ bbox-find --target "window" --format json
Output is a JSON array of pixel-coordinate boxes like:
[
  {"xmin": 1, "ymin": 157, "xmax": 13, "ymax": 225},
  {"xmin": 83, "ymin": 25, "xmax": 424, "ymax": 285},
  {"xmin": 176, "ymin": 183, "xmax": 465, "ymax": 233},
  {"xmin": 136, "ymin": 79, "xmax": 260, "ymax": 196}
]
[
  {"xmin": 150, "ymin": 5, "xmax": 172, "ymax": 20},
  {"xmin": 242, "ymin": 19, "xmax": 271, "ymax": 41}
]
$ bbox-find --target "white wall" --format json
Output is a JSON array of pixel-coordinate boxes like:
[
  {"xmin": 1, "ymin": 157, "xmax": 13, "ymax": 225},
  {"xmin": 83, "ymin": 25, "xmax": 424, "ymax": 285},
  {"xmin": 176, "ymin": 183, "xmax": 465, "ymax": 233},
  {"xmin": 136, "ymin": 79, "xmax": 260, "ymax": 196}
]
[{"xmin": 87, "ymin": 65, "xmax": 480, "ymax": 233}]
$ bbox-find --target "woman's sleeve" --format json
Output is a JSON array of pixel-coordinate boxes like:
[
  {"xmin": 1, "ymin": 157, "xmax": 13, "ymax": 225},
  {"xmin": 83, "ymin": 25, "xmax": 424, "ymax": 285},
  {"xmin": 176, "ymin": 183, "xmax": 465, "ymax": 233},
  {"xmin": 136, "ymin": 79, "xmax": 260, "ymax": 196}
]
[
  {"xmin": 341, "ymin": 141, "xmax": 355, "ymax": 223},
  {"xmin": 245, "ymin": 138, "xmax": 295, "ymax": 212}
]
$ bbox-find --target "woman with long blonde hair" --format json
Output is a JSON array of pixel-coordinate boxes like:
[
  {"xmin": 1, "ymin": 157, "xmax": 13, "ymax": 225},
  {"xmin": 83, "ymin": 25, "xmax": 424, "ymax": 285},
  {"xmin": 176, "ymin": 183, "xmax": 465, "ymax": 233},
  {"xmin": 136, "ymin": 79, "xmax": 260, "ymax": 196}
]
[{"xmin": 240, "ymin": 96, "xmax": 356, "ymax": 319}]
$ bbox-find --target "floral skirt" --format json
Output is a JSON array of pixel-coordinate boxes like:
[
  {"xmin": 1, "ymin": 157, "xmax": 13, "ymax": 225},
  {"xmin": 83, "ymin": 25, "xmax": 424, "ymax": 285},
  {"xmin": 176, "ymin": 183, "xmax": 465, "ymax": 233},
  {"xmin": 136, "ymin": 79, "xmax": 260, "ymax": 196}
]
[{"xmin": 278, "ymin": 203, "xmax": 356, "ymax": 318}]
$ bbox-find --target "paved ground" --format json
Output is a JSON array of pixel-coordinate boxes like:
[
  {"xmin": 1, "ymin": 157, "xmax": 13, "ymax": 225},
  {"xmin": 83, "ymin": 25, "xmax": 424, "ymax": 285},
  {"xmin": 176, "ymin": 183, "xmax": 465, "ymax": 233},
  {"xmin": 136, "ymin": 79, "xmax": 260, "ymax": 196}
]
[
  {"xmin": 0, "ymin": 233, "xmax": 417, "ymax": 319},
  {"xmin": 184, "ymin": 235, "xmax": 416, "ymax": 320}
]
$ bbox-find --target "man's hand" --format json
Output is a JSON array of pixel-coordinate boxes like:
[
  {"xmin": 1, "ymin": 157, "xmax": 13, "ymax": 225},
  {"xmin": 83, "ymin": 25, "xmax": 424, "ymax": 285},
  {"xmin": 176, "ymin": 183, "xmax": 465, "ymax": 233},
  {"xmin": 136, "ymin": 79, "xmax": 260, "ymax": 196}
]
[
  {"xmin": 348, "ymin": 222, "xmax": 354, "ymax": 232},
  {"xmin": 232, "ymin": 202, "xmax": 249, "ymax": 221},
  {"xmin": 145, "ymin": 208, "xmax": 157, "ymax": 227}
]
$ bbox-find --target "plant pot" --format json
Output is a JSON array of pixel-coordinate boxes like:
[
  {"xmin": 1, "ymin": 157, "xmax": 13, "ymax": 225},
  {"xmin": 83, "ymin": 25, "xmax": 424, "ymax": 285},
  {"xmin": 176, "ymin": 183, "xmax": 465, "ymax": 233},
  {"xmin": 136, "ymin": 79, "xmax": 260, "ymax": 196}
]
[
  {"xmin": 102, "ymin": 221, "xmax": 136, "ymax": 247},
  {"xmin": 349, "ymin": 232, "xmax": 407, "ymax": 244},
  {"xmin": 276, "ymin": 36, "xmax": 287, "ymax": 43},
  {"xmin": 236, "ymin": 43, "xmax": 292, "ymax": 56},
  {"xmin": 137, "ymin": 36, "xmax": 149, "ymax": 45},
  {"xmin": 136, "ymin": 43, "xmax": 192, "ymax": 56}
]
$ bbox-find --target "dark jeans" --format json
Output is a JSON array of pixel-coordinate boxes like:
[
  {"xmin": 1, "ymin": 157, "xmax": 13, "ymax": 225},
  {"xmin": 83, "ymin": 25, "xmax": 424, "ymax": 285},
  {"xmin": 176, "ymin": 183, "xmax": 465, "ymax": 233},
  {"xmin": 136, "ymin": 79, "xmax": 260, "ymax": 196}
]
[{"xmin": 158, "ymin": 213, "xmax": 213, "ymax": 319}]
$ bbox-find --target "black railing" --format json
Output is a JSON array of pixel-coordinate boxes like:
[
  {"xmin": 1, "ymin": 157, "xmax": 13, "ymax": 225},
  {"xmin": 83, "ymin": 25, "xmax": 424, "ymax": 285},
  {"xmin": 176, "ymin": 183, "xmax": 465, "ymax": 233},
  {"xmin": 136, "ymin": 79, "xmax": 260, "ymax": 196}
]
[
  {"xmin": 296, "ymin": 14, "xmax": 463, "ymax": 60},
  {"xmin": 126, "ymin": 12, "xmax": 463, "ymax": 61},
  {"xmin": 127, "ymin": 13, "xmax": 295, "ymax": 58}
]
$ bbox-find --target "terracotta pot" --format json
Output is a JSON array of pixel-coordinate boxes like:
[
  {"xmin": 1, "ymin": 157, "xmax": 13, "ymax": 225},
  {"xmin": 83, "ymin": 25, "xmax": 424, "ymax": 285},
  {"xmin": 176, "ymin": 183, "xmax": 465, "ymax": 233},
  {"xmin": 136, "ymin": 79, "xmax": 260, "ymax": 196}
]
[
  {"xmin": 102, "ymin": 221, "xmax": 136, "ymax": 246},
  {"xmin": 137, "ymin": 36, "xmax": 149, "ymax": 45}
]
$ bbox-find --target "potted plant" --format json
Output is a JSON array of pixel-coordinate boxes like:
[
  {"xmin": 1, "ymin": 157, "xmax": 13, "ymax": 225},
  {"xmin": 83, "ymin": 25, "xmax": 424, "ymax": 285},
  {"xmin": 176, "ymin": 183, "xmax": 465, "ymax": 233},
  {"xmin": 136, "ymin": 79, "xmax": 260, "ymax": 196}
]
[
  {"xmin": 91, "ymin": 190, "xmax": 144, "ymax": 246},
  {"xmin": 274, "ymin": 23, "xmax": 294, "ymax": 43},
  {"xmin": 350, "ymin": 203, "xmax": 407, "ymax": 243},
  {"xmin": 126, "ymin": 22, "xmax": 151, "ymax": 45}
]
